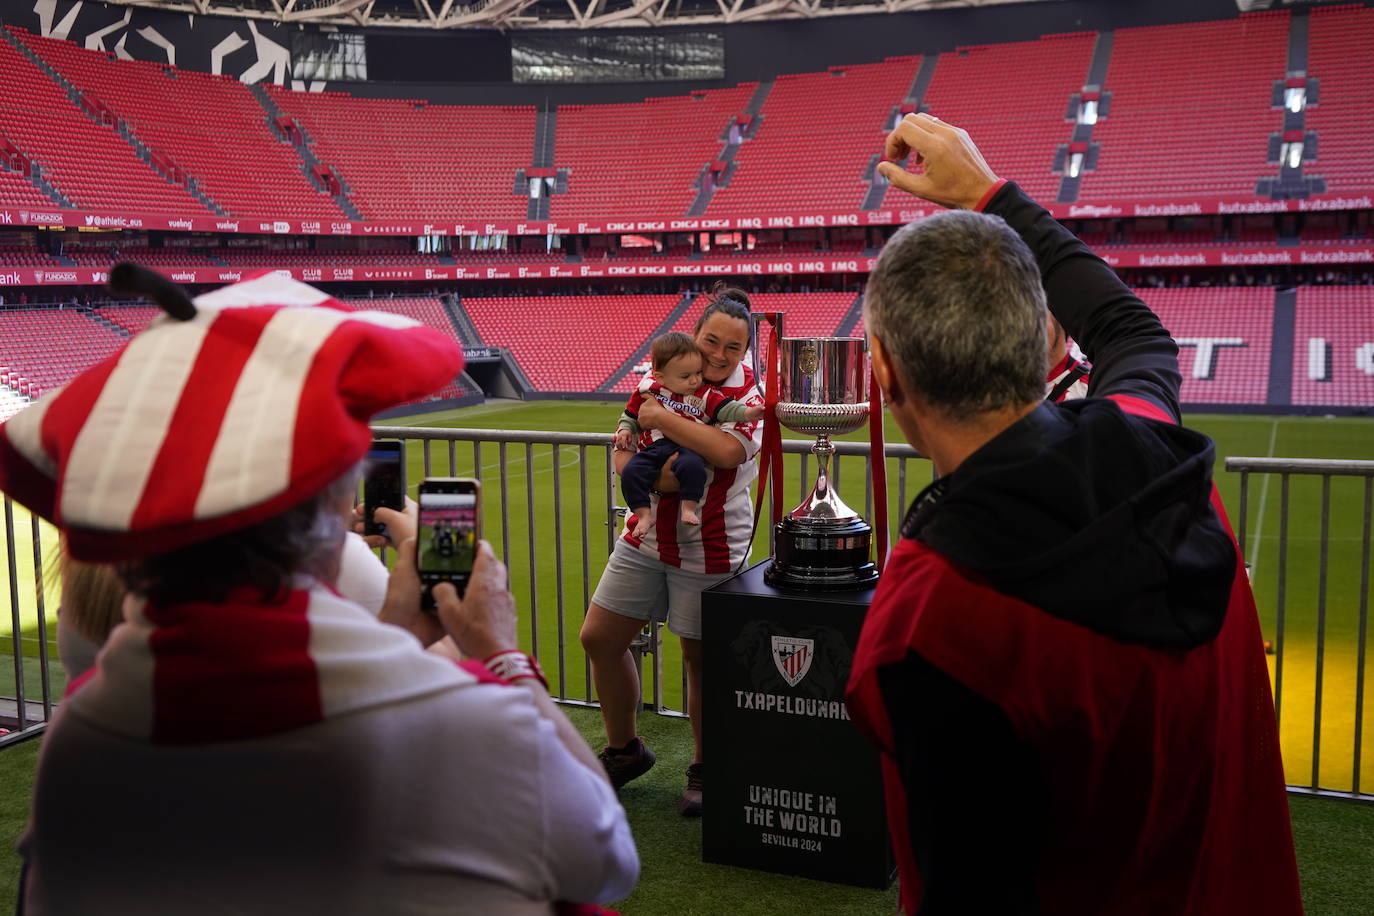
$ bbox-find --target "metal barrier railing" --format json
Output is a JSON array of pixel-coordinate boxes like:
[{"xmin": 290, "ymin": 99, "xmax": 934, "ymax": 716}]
[
  {"xmin": 369, "ymin": 426, "xmax": 925, "ymax": 720},
  {"xmin": 4, "ymin": 440, "xmax": 1371, "ymax": 806},
  {"xmin": 1, "ymin": 498, "xmax": 55, "ymax": 748},
  {"xmin": 0, "ymin": 427, "xmax": 925, "ymax": 747},
  {"xmin": 1228, "ymin": 457, "xmax": 1374, "ymax": 802}
]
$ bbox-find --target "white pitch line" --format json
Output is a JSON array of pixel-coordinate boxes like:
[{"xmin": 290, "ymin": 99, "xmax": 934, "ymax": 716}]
[{"xmin": 1247, "ymin": 417, "xmax": 1281, "ymax": 572}]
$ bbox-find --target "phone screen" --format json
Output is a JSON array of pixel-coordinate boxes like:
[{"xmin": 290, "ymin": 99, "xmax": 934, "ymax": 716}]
[
  {"xmin": 363, "ymin": 441, "xmax": 405, "ymax": 537},
  {"xmin": 418, "ymin": 479, "xmax": 480, "ymax": 610}
]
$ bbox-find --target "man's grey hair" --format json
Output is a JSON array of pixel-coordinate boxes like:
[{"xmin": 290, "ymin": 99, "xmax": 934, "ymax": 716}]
[{"xmin": 864, "ymin": 209, "xmax": 1047, "ymax": 419}]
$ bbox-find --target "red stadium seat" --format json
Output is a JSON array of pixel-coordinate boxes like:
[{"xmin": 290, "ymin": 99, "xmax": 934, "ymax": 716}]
[
  {"xmin": 881, "ymin": 34, "xmax": 1096, "ymax": 207},
  {"xmin": 0, "ymin": 308, "xmax": 128, "ymax": 399},
  {"xmin": 1291, "ymin": 286, "xmax": 1374, "ymax": 407},
  {"xmin": 0, "ymin": 33, "xmax": 209, "ymax": 214},
  {"xmin": 466, "ymin": 295, "xmax": 680, "ymax": 392},
  {"xmin": 1305, "ymin": 5, "xmax": 1374, "ymax": 194},
  {"xmin": 715, "ymin": 59, "xmax": 921, "ymax": 215},
  {"xmin": 265, "ymin": 87, "xmax": 534, "ymax": 222},
  {"xmin": 1077, "ymin": 14, "xmax": 1290, "ymax": 201},
  {"xmin": 552, "ymin": 86, "xmax": 756, "ymax": 220}
]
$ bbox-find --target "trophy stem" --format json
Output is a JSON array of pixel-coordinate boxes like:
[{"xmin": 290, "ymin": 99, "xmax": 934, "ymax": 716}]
[
  {"xmin": 787, "ymin": 433, "xmax": 860, "ymax": 523},
  {"xmin": 813, "ymin": 434, "xmax": 833, "ymax": 500}
]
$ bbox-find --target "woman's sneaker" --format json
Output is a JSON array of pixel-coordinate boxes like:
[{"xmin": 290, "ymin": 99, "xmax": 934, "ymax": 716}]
[
  {"xmin": 679, "ymin": 762, "xmax": 703, "ymax": 816},
  {"xmin": 598, "ymin": 737, "xmax": 656, "ymax": 790}
]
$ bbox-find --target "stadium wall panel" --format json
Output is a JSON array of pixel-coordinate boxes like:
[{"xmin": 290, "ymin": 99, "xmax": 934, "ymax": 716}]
[{"xmin": 0, "ymin": 0, "xmax": 298, "ymax": 83}]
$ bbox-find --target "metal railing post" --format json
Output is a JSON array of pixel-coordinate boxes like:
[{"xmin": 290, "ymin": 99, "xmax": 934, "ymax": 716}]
[{"xmin": 1225, "ymin": 457, "xmax": 1374, "ymax": 803}]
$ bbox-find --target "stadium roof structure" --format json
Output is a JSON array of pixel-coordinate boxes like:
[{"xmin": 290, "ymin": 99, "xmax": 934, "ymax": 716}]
[{"xmin": 102, "ymin": 0, "xmax": 1041, "ymax": 31}]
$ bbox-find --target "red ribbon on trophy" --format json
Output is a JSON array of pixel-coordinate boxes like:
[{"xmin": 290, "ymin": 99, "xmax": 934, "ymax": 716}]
[
  {"xmin": 751, "ymin": 312, "xmax": 786, "ymax": 550},
  {"xmin": 868, "ymin": 364, "xmax": 888, "ymax": 573}
]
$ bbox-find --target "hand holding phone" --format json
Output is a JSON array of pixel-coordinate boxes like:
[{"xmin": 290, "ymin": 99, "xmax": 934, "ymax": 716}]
[
  {"xmin": 355, "ymin": 497, "xmax": 417, "ymax": 549},
  {"xmin": 431, "ymin": 540, "xmax": 517, "ymax": 660},
  {"xmin": 417, "ymin": 477, "xmax": 480, "ymax": 611},
  {"xmin": 376, "ymin": 535, "xmax": 446, "ymax": 648},
  {"xmin": 363, "ymin": 440, "xmax": 406, "ymax": 537}
]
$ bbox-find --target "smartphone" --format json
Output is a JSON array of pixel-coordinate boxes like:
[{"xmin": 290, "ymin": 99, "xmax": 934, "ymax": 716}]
[
  {"xmin": 363, "ymin": 440, "xmax": 406, "ymax": 537},
  {"xmin": 417, "ymin": 477, "xmax": 481, "ymax": 610}
]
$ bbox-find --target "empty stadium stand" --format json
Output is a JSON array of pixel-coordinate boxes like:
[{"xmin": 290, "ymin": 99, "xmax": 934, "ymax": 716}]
[
  {"xmin": 466, "ymin": 294, "xmax": 680, "ymax": 392},
  {"xmin": 1078, "ymin": 13, "xmax": 1290, "ymax": 200},
  {"xmin": 4, "ymin": 283, "xmax": 1368, "ymax": 413},
  {"xmin": 732, "ymin": 291, "xmax": 858, "ymax": 338},
  {"xmin": 883, "ymin": 34, "xmax": 1096, "ymax": 207},
  {"xmin": 711, "ymin": 60, "xmax": 920, "ymax": 215},
  {"xmin": 214, "ymin": 250, "xmax": 443, "ymax": 267},
  {"xmin": 0, "ymin": 10, "xmax": 1368, "ymax": 420},
  {"xmin": 0, "ymin": 168, "xmax": 56, "ymax": 209},
  {"xmin": 417, "ymin": 377, "xmax": 482, "ymax": 405},
  {"xmin": 0, "ymin": 30, "xmax": 208, "ymax": 214},
  {"xmin": 25, "ymin": 299, "xmax": 475, "ymax": 414},
  {"xmin": 1084, "ymin": 224, "xmax": 1283, "ymax": 250},
  {"xmin": 266, "ymin": 87, "xmax": 535, "ymax": 222},
  {"xmin": 96, "ymin": 297, "xmax": 462, "ymax": 341},
  {"xmin": 0, "ymin": 11, "xmax": 1368, "ymax": 229},
  {"xmin": 0, "ymin": 245, "xmax": 63, "ymax": 267},
  {"xmin": 0, "ymin": 382, "xmax": 27, "ymax": 422},
  {"xmin": 453, "ymin": 248, "xmax": 562, "ymax": 262},
  {"xmin": 1299, "ymin": 222, "xmax": 1352, "ymax": 245},
  {"xmin": 606, "ymin": 291, "xmax": 860, "ymax": 393},
  {"xmin": 552, "ymin": 86, "xmax": 755, "ymax": 220},
  {"xmin": 347, "ymin": 296, "xmax": 459, "ymax": 339},
  {"xmin": 63, "ymin": 245, "xmax": 221, "ymax": 267},
  {"xmin": 12, "ymin": 29, "xmax": 344, "ymax": 220},
  {"xmin": 858, "ymin": 286, "xmax": 1286, "ymax": 407},
  {"xmin": 1305, "ymin": 4, "xmax": 1374, "ymax": 194},
  {"xmin": 95, "ymin": 304, "xmax": 161, "ymax": 336},
  {"xmin": 0, "ymin": 308, "xmax": 127, "ymax": 398},
  {"xmin": 1133, "ymin": 286, "xmax": 1275, "ymax": 405},
  {"xmin": 1291, "ymin": 286, "xmax": 1374, "ymax": 407}
]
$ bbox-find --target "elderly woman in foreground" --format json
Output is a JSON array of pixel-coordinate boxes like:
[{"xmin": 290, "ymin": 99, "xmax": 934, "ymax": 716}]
[{"xmin": 0, "ymin": 269, "xmax": 638, "ymax": 916}]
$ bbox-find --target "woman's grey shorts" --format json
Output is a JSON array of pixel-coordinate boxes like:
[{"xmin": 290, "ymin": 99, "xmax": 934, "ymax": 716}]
[{"xmin": 589, "ymin": 540, "xmax": 733, "ymax": 641}]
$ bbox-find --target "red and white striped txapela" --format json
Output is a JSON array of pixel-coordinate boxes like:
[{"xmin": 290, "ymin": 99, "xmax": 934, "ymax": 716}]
[{"xmin": 0, "ymin": 272, "xmax": 464, "ymax": 562}]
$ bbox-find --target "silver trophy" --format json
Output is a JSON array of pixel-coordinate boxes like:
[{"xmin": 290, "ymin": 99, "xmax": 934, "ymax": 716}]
[{"xmin": 763, "ymin": 335, "xmax": 879, "ymax": 590}]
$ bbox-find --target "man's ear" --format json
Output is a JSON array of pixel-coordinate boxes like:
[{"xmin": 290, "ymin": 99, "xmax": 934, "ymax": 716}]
[{"xmin": 869, "ymin": 334, "xmax": 905, "ymax": 406}]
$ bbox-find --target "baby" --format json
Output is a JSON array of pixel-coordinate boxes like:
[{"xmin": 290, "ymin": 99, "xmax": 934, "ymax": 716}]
[{"xmin": 616, "ymin": 332, "xmax": 764, "ymax": 537}]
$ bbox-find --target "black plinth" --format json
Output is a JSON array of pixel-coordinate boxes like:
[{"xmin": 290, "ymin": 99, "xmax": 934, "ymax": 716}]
[{"xmin": 702, "ymin": 561, "xmax": 894, "ymax": 889}]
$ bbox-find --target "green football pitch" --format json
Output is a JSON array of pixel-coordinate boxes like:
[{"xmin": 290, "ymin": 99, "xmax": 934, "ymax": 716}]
[{"xmin": 4, "ymin": 401, "xmax": 1373, "ymax": 794}]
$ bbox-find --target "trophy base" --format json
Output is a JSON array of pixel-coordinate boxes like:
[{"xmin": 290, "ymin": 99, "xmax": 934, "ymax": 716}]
[{"xmin": 764, "ymin": 516, "xmax": 880, "ymax": 592}]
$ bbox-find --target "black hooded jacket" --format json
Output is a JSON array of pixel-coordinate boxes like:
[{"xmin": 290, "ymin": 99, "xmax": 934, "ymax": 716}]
[
  {"xmin": 906, "ymin": 398, "xmax": 1236, "ymax": 651},
  {"xmin": 875, "ymin": 183, "xmax": 1240, "ymax": 915}
]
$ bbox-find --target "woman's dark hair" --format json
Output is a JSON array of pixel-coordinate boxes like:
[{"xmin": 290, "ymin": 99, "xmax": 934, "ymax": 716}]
[
  {"xmin": 695, "ymin": 284, "xmax": 752, "ymax": 334},
  {"xmin": 117, "ymin": 469, "xmax": 358, "ymax": 606}
]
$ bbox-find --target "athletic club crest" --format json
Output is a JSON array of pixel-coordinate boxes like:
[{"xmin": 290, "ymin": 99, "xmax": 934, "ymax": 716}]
[{"xmin": 771, "ymin": 635, "xmax": 814, "ymax": 688}]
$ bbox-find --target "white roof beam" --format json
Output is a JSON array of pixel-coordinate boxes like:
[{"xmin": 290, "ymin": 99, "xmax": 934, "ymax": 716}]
[{"xmin": 97, "ymin": 0, "xmax": 1035, "ymax": 28}]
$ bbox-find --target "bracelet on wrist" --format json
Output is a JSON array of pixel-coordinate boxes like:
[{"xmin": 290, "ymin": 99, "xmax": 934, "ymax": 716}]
[{"xmin": 483, "ymin": 650, "xmax": 550, "ymax": 692}]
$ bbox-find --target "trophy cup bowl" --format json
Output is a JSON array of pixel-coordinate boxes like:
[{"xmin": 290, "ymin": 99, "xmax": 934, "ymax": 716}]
[{"xmin": 764, "ymin": 337, "xmax": 879, "ymax": 591}]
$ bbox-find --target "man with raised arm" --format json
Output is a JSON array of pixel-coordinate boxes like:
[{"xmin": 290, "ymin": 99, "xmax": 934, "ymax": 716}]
[{"xmin": 846, "ymin": 114, "xmax": 1301, "ymax": 915}]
